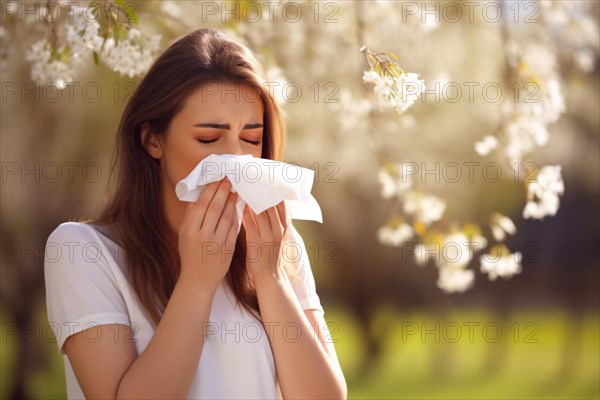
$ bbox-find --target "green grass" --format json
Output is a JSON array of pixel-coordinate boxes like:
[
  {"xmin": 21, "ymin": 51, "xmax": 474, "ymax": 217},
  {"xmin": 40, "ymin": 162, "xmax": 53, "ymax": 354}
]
[
  {"xmin": 1, "ymin": 307, "xmax": 598, "ymax": 399},
  {"xmin": 326, "ymin": 307, "xmax": 600, "ymax": 400}
]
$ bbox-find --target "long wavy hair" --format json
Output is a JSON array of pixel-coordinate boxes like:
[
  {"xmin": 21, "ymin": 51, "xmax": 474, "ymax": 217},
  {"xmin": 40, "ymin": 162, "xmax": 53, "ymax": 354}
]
[{"xmin": 83, "ymin": 28, "xmax": 288, "ymax": 327}]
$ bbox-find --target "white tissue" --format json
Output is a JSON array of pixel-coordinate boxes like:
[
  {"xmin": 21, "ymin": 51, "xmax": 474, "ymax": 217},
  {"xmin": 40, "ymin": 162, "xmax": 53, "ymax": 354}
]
[{"xmin": 175, "ymin": 154, "xmax": 323, "ymax": 233}]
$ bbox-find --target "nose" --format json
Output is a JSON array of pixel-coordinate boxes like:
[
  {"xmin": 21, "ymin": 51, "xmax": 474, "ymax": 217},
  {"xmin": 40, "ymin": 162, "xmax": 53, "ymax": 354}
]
[{"xmin": 222, "ymin": 133, "xmax": 243, "ymax": 156}]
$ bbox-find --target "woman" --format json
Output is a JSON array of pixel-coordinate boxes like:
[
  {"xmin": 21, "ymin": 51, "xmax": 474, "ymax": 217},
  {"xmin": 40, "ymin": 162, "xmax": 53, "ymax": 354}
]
[{"xmin": 44, "ymin": 28, "xmax": 347, "ymax": 399}]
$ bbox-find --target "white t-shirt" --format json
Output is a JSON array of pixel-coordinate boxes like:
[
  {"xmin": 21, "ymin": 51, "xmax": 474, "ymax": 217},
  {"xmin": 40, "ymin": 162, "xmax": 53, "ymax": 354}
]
[{"xmin": 44, "ymin": 221, "xmax": 324, "ymax": 400}]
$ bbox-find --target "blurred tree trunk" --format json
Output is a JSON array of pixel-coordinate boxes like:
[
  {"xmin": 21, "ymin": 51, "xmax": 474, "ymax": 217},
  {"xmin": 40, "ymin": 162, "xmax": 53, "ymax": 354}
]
[{"xmin": 1, "ymin": 232, "xmax": 46, "ymax": 400}]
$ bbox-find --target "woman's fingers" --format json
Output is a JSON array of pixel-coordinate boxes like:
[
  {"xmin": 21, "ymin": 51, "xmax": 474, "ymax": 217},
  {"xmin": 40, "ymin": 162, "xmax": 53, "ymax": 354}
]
[
  {"xmin": 243, "ymin": 202, "xmax": 288, "ymax": 240},
  {"xmin": 265, "ymin": 206, "xmax": 283, "ymax": 239},
  {"xmin": 201, "ymin": 178, "xmax": 233, "ymax": 233},
  {"xmin": 242, "ymin": 204, "xmax": 258, "ymax": 236},
  {"xmin": 214, "ymin": 191, "xmax": 238, "ymax": 239},
  {"xmin": 184, "ymin": 180, "xmax": 220, "ymax": 233},
  {"xmin": 226, "ymin": 211, "xmax": 239, "ymax": 249},
  {"xmin": 276, "ymin": 201, "xmax": 289, "ymax": 234},
  {"xmin": 254, "ymin": 208, "xmax": 272, "ymax": 238}
]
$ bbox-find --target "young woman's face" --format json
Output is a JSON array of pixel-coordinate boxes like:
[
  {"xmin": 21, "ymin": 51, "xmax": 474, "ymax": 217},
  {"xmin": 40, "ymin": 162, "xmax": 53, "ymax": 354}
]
[{"xmin": 157, "ymin": 82, "xmax": 265, "ymax": 189}]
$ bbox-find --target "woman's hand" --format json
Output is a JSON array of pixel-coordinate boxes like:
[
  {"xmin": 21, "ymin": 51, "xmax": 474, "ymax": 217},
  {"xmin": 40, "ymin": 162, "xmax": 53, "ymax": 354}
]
[
  {"xmin": 241, "ymin": 201, "xmax": 289, "ymax": 283},
  {"xmin": 178, "ymin": 177, "xmax": 239, "ymax": 292}
]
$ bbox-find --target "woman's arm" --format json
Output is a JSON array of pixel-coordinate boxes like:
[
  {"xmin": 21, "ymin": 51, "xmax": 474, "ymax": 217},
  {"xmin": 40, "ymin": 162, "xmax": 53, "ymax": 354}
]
[
  {"xmin": 241, "ymin": 201, "xmax": 347, "ymax": 399},
  {"xmin": 254, "ymin": 273, "xmax": 348, "ymax": 400},
  {"xmin": 65, "ymin": 279, "xmax": 217, "ymax": 400},
  {"xmin": 66, "ymin": 179, "xmax": 238, "ymax": 399}
]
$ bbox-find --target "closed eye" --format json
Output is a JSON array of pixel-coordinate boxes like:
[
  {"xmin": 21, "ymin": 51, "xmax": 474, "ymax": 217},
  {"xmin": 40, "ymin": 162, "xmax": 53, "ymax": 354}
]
[{"xmin": 197, "ymin": 138, "xmax": 261, "ymax": 146}]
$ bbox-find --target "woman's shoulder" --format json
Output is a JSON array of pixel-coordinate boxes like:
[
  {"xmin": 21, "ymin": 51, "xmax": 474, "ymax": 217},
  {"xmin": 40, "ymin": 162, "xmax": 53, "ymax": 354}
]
[
  {"xmin": 47, "ymin": 221, "xmax": 96, "ymax": 241},
  {"xmin": 44, "ymin": 221, "xmax": 126, "ymax": 275},
  {"xmin": 47, "ymin": 221, "xmax": 119, "ymax": 244}
]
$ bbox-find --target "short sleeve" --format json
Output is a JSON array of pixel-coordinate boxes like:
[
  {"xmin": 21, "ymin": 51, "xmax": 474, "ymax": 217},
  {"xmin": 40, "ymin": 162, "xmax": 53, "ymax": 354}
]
[
  {"xmin": 44, "ymin": 222, "xmax": 130, "ymax": 355},
  {"xmin": 283, "ymin": 223, "xmax": 325, "ymax": 315}
]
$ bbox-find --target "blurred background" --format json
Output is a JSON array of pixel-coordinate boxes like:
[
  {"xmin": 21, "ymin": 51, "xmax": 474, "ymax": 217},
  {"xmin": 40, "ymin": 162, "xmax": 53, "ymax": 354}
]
[{"xmin": 1, "ymin": 0, "xmax": 598, "ymax": 399}]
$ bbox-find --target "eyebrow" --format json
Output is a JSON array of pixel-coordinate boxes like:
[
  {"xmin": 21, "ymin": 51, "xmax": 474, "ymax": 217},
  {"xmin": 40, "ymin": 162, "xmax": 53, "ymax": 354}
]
[{"xmin": 193, "ymin": 123, "xmax": 264, "ymax": 130}]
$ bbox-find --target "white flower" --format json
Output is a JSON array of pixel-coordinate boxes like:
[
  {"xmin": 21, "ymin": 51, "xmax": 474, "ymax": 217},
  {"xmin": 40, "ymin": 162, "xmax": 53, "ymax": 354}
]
[
  {"xmin": 25, "ymin": 5, "xmax": 162, "ymax": 84},
  {"xmin": 474, "ymin": 135, "xmax": 498, "ymax": 156},
  {"xmin": 437, "ymin": 232, "xmax": 473, "ymax": 270},
  {"xmin": 573, "ymin": 49, "xmax": 595, "ymax": 73},
  {"xmin": 128, "ymin": 28, "xmax": 142, "ymax": 40},
  {"xmin": 377, "ymin": 223, "xmax": 414, "ymax": 247},
  {"xmin": 66, "ymin": 5, "xmax": 104, "ymax": 59},
  {"xmin": 469, "ymin": 233, "xmax": 488, "ymax": 251},
  {"xmin": 542, "ymin": 1, "xmax": 599, "ymax": 49},
  {"xmin": 523, "ymin": 165, "xmax": 565, "ymax": 220},
  {"xmin": 523, "ymin": 197, "xmax": 557, "ymax": 219},
  {"xmin": 393, "ymin": 72, "xmax": 426, "ymax": 113},
  {"xmin": 506, "ymin": 42, "xmax": 565, "ymax": 125},
  {"xmin": 537, "ymin": 79, "xmax": 566, "ymax": 124},
  {"xmin": 504, "ymin": 116, "xmax": 549, "ymax": 163},
  {"xmin": 362, "ymin": 70, "xmax": 380, "ymax": 84},
  {"xmin": 378, "ymin": 164, "xmax": 413, "ymax": 199},
  {"xmin": 527, "ymin": 165, "xmax": 565, "ymax": 200},
  {"xmin": 489, "ymin": 212, "xmax": 517, "ymax": 242},
  {"xmin": 25, "ymin": 5, "xmax": 105, "ymax": 87},
  {"xmin": 414, "ymin": 243, "xmax": 434, "ymax": 266},
  {"xmin": 378, "ymin": 168, "xmax": 397, "ymax": 199},
  {"xmin": 363, "ymin": 69, "xmax": 426, "ymax": 114},
  {"xmin": 509, "ymin": 42, "xmax": 557, "ymax": 81},
  {"xmin": 403, "ymin": 190, "xmax": 446, "ymax": 226},
  {"xmin": 414, "ymin": 232, "xmax": 481, "ymax": 272},
  {"xmin": 25, "ymin": 39, "xmax": 75, "ymax": 88},
  {"xmin": 480, "ymin": 251, "xmax": 522, "ymax": 280},
  {"xmin": 511, "ymin": 81, "xmax": 564, "ymax": 125},
  {"xmin": 100, "ymin": 30, "xmax": 162, "ymax": 78},
  {"xmin": 436, "ymin": 267, "xmax": 475, "ymax": 293},
  {"xmin": 502, "ymin": 41, "xmax": 565, "ymax": 168},
  {"xmin": 373, "ymin": 75, "xmax": 394, "ymax": 99}
]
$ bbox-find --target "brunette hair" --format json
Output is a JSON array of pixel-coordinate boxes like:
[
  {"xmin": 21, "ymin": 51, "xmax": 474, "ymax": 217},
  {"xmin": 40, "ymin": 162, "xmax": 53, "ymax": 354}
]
[{"xmin": 84, "ymin": 28, "xmax": 288, "ymax": 327}]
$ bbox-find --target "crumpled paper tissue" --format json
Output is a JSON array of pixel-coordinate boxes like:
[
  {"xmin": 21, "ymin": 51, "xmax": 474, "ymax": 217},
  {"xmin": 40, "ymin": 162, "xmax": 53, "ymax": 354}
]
[{"xmin": 175, "ymin": 154, "xmax": 323, "ymax": 233}]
